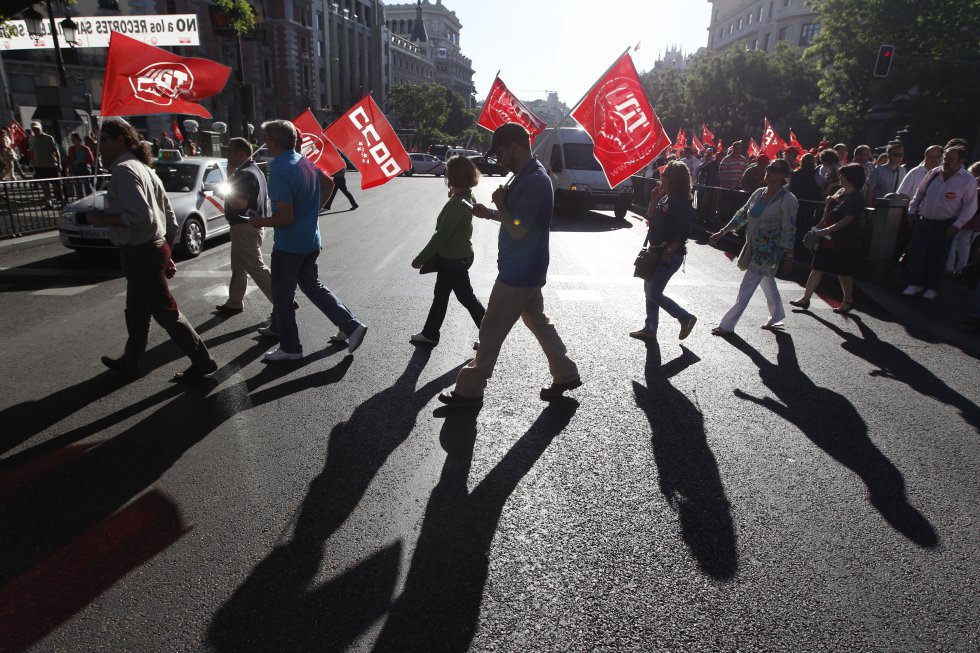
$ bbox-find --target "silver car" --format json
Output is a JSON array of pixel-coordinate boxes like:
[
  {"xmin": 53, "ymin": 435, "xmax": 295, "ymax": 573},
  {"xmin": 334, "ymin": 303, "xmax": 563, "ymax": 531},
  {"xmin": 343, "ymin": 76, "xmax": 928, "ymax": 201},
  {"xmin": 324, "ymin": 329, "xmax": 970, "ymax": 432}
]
[
  {"xmin": 58, "ymin": 155, "xmax": 230, "ymax": 258},
  {"xmin": 403, "ymin": 153, "xmax": 446, "ymax": 177}
]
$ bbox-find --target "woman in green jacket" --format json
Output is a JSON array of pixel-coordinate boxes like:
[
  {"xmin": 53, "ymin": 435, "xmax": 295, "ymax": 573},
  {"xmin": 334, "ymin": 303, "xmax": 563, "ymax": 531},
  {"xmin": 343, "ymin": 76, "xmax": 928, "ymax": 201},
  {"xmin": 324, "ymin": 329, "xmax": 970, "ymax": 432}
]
[{"xmin": 410, "ymin": 156, "xmax": 486, "ymax": 345}]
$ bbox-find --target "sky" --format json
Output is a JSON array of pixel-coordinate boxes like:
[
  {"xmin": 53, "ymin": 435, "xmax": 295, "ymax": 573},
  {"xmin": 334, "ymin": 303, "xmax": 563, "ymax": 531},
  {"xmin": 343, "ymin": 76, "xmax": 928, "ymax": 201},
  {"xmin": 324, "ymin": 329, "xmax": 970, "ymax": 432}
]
[{"xmin": 451, "ymin": 0, "xmax": 713, "ymax": 107}]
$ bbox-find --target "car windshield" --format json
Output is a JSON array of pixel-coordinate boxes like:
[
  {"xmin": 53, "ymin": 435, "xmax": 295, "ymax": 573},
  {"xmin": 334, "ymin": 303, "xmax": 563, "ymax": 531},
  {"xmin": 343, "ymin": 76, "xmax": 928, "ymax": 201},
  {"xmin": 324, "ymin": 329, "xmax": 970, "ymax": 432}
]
[
  {"xmin": 152, "ymin": 162, "xmax": 199, "ymax": 193},
  {"xmin": 562, "ymin": 143, "xmax": 603, "ymax": 171}
]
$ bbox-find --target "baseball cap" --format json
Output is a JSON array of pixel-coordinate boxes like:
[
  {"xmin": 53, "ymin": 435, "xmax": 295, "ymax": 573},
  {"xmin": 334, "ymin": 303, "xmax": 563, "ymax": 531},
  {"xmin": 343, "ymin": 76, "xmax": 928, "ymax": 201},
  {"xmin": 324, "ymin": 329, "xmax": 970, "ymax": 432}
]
[
  {"xmin": 485, "ymin": 122, "xmax": 530, "ymax": 157},
  {"xmin": 766, "ymin": 159, "xmax": 792, "ymax": 175},
  {"xmin": 30, "ymin": 120, "xmax": 41, "ymax": 129}
]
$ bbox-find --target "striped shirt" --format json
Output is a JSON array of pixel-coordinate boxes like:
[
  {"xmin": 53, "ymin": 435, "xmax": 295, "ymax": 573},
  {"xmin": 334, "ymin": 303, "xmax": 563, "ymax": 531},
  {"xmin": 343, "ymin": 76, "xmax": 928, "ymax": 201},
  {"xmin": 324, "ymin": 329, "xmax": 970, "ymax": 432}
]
[{"xmin": 719, "ymin": 154, "xmax": 749, "ymax": 190}]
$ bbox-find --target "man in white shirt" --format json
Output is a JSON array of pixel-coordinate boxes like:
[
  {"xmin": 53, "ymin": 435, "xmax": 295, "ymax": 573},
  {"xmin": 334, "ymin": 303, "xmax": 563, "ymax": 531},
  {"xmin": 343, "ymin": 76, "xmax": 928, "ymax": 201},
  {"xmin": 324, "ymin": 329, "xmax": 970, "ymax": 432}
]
[
  {"xmin": 902, "ymin": 144, "xmax": 978, "ymax": 299},
  {"xmin": 865, "ymin": 143, "xmax": 907, "ymax": 205},
  {"xmin": 853, "ymin": 144, "xmax": 874, "ymax": 181},
  {"xmin": 897, "ymin": 145, "xmax": 943, "ymax": 200},
  {"xmin": 680, "ymin": 147, "xmax": 700, "ymax": 180}
]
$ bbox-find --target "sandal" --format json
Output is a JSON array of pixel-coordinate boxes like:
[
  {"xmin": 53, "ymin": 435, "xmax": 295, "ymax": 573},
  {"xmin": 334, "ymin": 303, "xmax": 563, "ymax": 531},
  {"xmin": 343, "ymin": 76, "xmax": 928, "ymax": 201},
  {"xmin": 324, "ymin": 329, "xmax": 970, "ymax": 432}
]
[
  {"xmin": 833, "ymin": 302, "xmax": 855, "ymax": 314},
  {"xmin": 789, "ymin": 297, "xmax": 810, "ymax": 309}
]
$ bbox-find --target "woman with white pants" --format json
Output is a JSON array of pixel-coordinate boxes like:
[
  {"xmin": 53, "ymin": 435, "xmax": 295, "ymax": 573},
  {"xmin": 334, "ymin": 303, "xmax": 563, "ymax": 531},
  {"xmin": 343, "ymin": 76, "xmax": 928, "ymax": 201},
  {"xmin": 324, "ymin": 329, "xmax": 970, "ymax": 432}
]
[{"xmin": 708, "ymin": 158, "xmax": 798, "ymax": 335}]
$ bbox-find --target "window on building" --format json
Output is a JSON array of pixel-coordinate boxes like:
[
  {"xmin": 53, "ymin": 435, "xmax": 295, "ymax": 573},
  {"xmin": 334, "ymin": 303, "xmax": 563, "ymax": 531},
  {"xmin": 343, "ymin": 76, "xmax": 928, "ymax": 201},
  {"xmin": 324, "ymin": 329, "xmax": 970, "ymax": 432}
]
[
  {"xmin": 317, "ymin": 12, "xmax": 324, "ymax": 31},
  {"xmin": 758, "ymin": 6, "xmax": 763, "ymax": 21},
  {"xmin": 738, "ymin": 18, "xmax": 743, "ymax": 30},
  {"xmin": 729, "ymin": 23, "xmax": 734, "ymax": 34},
  {"xmin": 778, "ymin": 26, "xmax": 788, "ymax": 41},
  {"xmin": 799, "ymin": 22, "xmax": 820, "ymax": 45},
  {"xmin": 751, "ymin": 39, "xmax": 759, "ymax": 50},
  {"xmin": 764, "ymin": 32, "xmax": 772, "ymax": 50},
  {"xmin": 319, "ymin": 67, "xmax": 326, "ymax": 82},
  {"xmin": 748, "ymin": 12, "xmax": 753, "ymax": 25}
]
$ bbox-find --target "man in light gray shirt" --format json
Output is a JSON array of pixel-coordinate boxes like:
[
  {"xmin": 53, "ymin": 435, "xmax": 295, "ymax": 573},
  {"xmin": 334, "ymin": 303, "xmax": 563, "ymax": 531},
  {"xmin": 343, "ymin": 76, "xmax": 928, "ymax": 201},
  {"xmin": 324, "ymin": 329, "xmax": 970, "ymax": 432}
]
[
  {"xmin": 86, "ymin": 118, "xmax": 216, "ymax": 381},
  {"xmin": 28, "ymin": 120, "xmax": 62, "ymax": 208},
  {"xmin": 865, "ymin": 143, "xmax": 907, "ymax": 205}
]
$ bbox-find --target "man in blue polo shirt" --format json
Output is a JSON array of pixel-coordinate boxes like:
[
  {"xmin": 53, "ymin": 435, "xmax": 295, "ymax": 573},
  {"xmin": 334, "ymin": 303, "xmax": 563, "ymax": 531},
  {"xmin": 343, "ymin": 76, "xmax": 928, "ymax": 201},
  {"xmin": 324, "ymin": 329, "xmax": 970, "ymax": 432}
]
[
  {"xmin": 439, "ymin": 123, "xmax": 580, "ymax": 407},
  {"xmin": 249, "ymin": 119, "xmax": 367, "ymax": 360}
]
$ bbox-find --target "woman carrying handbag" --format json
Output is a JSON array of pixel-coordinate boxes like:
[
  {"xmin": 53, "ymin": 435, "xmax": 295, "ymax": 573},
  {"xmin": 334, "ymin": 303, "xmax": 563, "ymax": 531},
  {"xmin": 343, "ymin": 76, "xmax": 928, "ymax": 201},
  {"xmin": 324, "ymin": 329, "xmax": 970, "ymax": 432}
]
[
  {"xmin": 709, "ymin": 158, "xmax": 798, "ymax": 335},
  {"xmin": 790, "ymin": 163, "xmax": 867, "ymax": 314},
  {"xmin": 410, "ymin": 156, "xmax": 486, "ymax": 346},
  {"xmin": 630, "ymin": 161, "xmax": 698, "ymax": 342}
]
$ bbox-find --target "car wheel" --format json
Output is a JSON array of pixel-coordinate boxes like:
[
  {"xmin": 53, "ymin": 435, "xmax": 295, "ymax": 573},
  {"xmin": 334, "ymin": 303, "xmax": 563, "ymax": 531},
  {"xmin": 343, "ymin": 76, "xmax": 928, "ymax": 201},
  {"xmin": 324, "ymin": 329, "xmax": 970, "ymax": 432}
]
[
  {"xmin": 404, "ymin": 169, "xmax": 414, "ymax": 177},
  {"xmin": 179, "ymin": 216, "xmax": 205, "ymax": 258}
]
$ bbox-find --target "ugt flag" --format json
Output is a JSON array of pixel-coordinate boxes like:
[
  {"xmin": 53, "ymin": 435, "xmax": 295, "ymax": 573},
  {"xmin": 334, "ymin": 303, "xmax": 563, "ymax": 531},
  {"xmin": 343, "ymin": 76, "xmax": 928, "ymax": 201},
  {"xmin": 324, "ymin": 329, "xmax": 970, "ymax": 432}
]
[
  {"xmin": 747, "ymin": 137, "xmax": 761, "ymax": 158},
  {"xmin": 701, "ymin": 123, "xmax": 716, "ymax": 148},
  {"xmin": 292, "ymin": 109, "xmax": 346, "ymax": 176},
  {"xmin": 571, "ymin": 52, "xmax": 671, "ymax": 188},
  {"xmin": 324, "ymin": 96, "xmax": 410, "ymax": 190},
  {"xmin": 101, "ymin": 32, "xmax": 231, "ymax": 118},
  {"xmin": 761, "ymin": 117, "xmax": 786, "ymax": 159},
  {"xmin": 477, "ymin": 76, "xmax": 547, "ymax": 141}
]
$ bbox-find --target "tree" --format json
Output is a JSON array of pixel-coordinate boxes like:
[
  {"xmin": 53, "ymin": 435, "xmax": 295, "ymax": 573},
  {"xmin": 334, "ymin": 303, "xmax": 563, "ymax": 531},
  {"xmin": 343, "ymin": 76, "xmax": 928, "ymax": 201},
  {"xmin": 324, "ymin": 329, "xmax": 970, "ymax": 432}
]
[
  {"xmin": 806, "ymin": 0, "xmax": 980, "ymax": 147},
  {"xmin": 387, "ymin": 83, "xmax": 479, "ymax": 147},
  {"xmin": 641, "ymin": 44, "xmax": 821, "ymax": 148}
]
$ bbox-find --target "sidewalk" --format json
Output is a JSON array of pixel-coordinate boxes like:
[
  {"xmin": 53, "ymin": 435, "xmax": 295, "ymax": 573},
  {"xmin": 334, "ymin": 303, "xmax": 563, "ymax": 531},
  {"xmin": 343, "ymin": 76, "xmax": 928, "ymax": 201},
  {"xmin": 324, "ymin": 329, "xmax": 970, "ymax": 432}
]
[{"xmin": 0, "ymin": 230, "xmax": 60, "ymax": 256}]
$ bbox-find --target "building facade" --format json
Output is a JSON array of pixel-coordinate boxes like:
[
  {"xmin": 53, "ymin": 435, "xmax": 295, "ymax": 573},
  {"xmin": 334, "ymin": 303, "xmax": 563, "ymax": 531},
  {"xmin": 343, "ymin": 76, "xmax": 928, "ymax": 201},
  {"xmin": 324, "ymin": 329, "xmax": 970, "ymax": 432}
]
[
  {"xmin": 707, "ymin": 0, "xmax": 820, "ymax": 53},
  {"xmin": 383, "ymin": 0, "xmax": 474, "ymax": 106}
]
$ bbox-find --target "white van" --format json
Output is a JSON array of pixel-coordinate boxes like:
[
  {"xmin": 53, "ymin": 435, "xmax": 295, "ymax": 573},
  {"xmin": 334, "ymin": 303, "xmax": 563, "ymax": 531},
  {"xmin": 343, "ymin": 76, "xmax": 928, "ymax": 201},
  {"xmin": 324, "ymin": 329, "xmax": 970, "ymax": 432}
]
[{"xmin": 532, "ymin": 126, "xmax": 635, "ymax": 219}]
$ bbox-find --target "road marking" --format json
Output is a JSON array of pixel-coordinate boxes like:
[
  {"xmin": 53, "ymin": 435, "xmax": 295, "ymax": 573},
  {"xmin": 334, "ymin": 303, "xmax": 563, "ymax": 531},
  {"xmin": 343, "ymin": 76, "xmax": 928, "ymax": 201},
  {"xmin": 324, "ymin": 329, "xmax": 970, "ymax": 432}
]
[
  {"xmin": 203, "ymin": 284, "xmax": 256, "ymax": 298},
  {"xmin": 32, "ymin": 284, "xmax": 99, "ymax": 296}
]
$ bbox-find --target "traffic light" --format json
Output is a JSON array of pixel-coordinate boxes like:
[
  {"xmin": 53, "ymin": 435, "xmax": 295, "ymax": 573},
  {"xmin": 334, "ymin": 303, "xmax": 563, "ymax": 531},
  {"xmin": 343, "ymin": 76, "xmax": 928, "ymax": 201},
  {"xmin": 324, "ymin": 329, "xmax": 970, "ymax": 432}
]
[{"xmin": 874, "ymin": 45, "xmax": 895, "ymax": 77}]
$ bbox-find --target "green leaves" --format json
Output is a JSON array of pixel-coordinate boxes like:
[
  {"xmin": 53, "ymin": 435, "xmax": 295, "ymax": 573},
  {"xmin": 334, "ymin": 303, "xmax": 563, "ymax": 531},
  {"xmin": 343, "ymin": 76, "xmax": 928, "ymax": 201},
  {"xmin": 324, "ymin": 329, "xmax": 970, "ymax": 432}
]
[
  {"xmin": 387, "ymin": 83, "xmax": 477, "ymax": 146},
  {"xmin": 214, "ymin": 0, "xmax": 257, "ymax": 36}
]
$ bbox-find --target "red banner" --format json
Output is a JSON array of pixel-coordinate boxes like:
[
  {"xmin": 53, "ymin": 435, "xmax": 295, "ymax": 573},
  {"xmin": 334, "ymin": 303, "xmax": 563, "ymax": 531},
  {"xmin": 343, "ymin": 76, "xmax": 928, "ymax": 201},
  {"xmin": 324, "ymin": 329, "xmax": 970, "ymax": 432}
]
[
  {"xmin": 788, "ymin": 129, "xmax": 804, "ymax": 152},
  {"xmin": 477, "ymin": 76, "xmax": 547, "ymax": 141},
  {"xmin": 570, "ymin": 53, "xmax": 671, "ymax": 187},
  {"xmin": 672, "ymin": 127, "xmax": 686, "ymax": 153},
  {"xmin": 761, "ymin": 117, "xmax": 786, "ymax": 159},
  {"xmin": 324, "ymin": 96, "xmax": 410, "ymax": 190},
  {"xmin": 692, "ymin": 134, "xmax": 704, "ymax": 154},
  {"xmin": 292, "ymin": 109, "xmax": 345, "ymax": 176},
  {"xmin": 9, "ymin": 119, "xmax": 28, "ymax": 153},
  {"xmin": 748, "ymin": 138, "xmax": 761, "ymax": 158},
  {"xmin": 171, "ymin": 119, "xmax": 184, "ymax": 143},
  {"xmin": 701, "ymin": 123, "xmax": 716, "ymax": 148},
  {"xmin": 101, "ymin": 32, "xmax": 231, "ymax": 118}
]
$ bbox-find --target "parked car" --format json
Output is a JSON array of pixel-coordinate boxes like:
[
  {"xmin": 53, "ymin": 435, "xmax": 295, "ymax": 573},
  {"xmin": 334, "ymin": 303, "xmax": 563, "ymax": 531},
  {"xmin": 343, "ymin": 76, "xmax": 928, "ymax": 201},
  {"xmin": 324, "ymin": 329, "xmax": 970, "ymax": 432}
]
[
  {"xmin": 58, "ymin": 153, "xmax": 230, "ymax": 258},
  {"xmin": 466, "ymin": 155, "xmax": 508, "ymax": 177},
  {"xmin": 403, "ymin": 153, "xmax": 446, "ymax": 176}
]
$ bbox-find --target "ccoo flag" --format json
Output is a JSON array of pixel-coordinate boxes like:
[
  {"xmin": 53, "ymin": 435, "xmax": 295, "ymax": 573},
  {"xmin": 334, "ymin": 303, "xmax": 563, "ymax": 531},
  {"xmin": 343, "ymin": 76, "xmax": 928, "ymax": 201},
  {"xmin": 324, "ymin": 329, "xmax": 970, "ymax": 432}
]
[
  {"xmin": 101, "ymin": 32, "xmax": 231, "ymax": 118},
  {"xmin": 761, "ymin": 117, "xmax": 786, "ymax": 159},
  {"xmin": 324, "ymin": 95, "xmax": 410, "ymax": 190},
  {"xmin": 292, "ymin": 109, "xmax": 346, "ymax": 176},
  {"xmin": 477, "ymin": 76, "xmax": 547, "ymax": 141},
  {"xmin": 571, "ymin": 52, "xmax": 671, "ymax": 188}
]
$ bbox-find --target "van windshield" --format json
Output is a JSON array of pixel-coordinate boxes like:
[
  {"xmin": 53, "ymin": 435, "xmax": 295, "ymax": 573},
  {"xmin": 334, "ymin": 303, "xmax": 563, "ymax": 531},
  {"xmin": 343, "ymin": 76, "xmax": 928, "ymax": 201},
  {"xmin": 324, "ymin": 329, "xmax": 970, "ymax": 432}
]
[{"xmin": 562, "ymin": 143, "xmax": 603, "ymax": 171}]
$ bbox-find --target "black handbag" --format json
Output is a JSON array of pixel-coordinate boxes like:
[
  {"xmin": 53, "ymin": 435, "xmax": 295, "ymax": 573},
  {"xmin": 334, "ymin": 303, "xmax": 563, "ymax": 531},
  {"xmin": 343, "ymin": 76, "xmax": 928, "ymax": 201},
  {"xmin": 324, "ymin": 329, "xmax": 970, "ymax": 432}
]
[{"xmin": 633, "ymin": 234, "xmax": 664, "ymax": 280}]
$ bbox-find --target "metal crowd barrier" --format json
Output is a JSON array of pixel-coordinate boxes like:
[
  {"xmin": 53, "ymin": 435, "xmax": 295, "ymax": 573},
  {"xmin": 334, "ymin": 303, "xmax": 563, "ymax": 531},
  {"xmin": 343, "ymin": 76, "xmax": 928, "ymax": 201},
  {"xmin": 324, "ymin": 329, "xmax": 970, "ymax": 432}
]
[{"xmin": 0, "ymin": 174, "xmax": 110, "ymax": 239}]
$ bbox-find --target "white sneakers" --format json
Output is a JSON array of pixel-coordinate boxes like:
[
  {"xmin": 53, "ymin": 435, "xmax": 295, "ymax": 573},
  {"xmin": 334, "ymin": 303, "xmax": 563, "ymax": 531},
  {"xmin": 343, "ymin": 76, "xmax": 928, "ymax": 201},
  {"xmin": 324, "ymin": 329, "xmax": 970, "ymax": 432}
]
[
  {"xmin": 902, "ymin": 285, "xmax": 938, "ymax": 300},
  {"xmin": 347, "ymin": 324, "xmax": 368, "ymax": 353},
  {"xmin": 410, "ymin": 332, "xmax": 438, "ymax": 345},
  {"xmin": 263, "ymin": 348, "xmax": 302, "ymax": 362},
  {"xmin": 329, "ymin": 329, "xmax": 347, "ymax": 344}
]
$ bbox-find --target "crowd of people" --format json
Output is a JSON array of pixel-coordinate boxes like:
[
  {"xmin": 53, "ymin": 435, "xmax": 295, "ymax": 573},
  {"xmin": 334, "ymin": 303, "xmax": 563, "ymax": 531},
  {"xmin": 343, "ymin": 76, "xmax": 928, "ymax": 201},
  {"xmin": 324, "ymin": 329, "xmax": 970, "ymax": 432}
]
[{"xmin": 645, "ymin": 135, "xmax": 980, "ymax": 331}]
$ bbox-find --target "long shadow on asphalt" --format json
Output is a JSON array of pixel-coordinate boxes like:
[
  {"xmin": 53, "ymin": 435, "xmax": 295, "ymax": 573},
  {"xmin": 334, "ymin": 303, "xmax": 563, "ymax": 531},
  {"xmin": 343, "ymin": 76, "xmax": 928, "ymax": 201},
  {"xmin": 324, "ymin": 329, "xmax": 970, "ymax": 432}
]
[
  {"xmin": 550, "ymin": 209, "xmax": 634, "ymax": 232},
  {"xmin": 804, "ymin": 312, "xmax": 980, "ymax": 435},
  {"xmin": 633, "ymin": 344, "xmax": 739, "ymax": 581},
  {"xmin": 724, "ymin": 331, "xmax": 939, "ymax": 548},
  {"xmin": 0, "ymin": 314, "xmax": 244, "ymax": 456},
  {"xmin": 0, "ymin": 337, "xmax": 352, "ymax": 651},
  {"xmin": 372, "ymin": 399, "xmax": 579, "ymax": 652},
  {"xmin": 209, "ymin": 347, "xmax": 464, "ymax": 652}
]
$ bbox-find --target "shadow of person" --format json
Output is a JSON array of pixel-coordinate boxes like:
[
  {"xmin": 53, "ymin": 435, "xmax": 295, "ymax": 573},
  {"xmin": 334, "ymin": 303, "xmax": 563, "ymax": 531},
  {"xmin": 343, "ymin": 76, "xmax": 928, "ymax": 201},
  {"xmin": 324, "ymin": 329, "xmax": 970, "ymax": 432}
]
[
  {"xmin": 0, "ymin": 340, "xmax": 351, "ymax": 604},
  {"xmin": 372, "ymin": 399, "xmax": 579, "ymax": 652},
  {"xmin": 0, "ymin": 316, "xmax": 247, "ymax": 456},
  {"xmin": 209, "ymin": 348, "xmax": 464, "ymax": 652},
  {"xmin": 806, "ymin": 312, "xmax": 980, "ymax": 435},
  {"xmin": 724, "ymin": 331, "xmax": 939, "ymax": 548},
  {"xmin": 632, "ymin": 343, "xmax": 738, "ymax": 581}
]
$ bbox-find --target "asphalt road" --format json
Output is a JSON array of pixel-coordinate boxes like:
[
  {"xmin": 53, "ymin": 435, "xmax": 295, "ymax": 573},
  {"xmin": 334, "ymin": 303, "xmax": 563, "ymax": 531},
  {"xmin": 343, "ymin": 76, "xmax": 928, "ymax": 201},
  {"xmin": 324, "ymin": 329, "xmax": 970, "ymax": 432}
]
[{"xmin": 0, "ymin": 172, "xmax": 977, "ymax": 652}]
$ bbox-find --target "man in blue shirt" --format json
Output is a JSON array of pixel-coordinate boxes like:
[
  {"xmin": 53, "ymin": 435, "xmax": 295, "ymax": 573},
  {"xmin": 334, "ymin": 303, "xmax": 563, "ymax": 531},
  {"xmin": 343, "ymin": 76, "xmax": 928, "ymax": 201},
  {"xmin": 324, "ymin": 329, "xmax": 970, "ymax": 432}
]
[
  {"xmin": 249, "ymin": 119, "xmax": 367, "ymax": 360},
  {"xmin": 439, "ymin": 123, "xmax": 580, "ymax": 406}
]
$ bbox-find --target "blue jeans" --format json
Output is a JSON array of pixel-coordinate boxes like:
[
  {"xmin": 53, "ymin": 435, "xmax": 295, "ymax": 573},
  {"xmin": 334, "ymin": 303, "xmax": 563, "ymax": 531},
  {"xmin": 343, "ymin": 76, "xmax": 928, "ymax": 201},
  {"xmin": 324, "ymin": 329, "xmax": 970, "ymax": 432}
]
[
  {"xmin": 643, "ymin": 252, "xmax": 691, "ymax": 332},
  {"xmin": 907, "ymin": 218, "xmax": 955, "ymax": 291},
  {"xmin": 271, "ymin": 248, "xmax": 362, "ymax": 354}
]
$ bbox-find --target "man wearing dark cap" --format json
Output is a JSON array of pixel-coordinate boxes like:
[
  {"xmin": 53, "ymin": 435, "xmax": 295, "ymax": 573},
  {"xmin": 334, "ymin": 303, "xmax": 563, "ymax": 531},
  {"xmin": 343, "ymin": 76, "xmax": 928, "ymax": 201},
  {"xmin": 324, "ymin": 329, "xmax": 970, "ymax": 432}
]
[{"xmin": 438, "ymin": 123, "xmax": 580, "ymax": 407}]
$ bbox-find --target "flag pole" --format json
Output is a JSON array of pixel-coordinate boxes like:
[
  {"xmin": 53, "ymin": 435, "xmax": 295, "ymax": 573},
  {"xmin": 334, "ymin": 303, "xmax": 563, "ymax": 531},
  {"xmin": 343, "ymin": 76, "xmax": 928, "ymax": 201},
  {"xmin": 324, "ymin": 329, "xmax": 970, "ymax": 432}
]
[{"xmin": 548, "ymin": 47, "xmax": 631, "ymax": 133}]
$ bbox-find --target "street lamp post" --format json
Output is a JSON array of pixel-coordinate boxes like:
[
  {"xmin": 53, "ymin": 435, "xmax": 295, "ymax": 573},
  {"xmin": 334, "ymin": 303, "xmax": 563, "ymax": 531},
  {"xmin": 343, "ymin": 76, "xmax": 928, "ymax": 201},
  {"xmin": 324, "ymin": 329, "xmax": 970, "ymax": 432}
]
[{"xmin": 23, "ymin": 2, "xmax": 78, "ymax": 87}]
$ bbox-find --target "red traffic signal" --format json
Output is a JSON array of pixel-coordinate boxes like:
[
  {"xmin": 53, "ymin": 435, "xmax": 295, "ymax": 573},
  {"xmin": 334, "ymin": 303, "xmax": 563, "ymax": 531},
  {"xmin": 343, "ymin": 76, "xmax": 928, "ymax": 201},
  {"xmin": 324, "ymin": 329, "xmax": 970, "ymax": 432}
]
[{"xmin": 874, "ymin": 45, "xmax": 895, "ymax": 77}]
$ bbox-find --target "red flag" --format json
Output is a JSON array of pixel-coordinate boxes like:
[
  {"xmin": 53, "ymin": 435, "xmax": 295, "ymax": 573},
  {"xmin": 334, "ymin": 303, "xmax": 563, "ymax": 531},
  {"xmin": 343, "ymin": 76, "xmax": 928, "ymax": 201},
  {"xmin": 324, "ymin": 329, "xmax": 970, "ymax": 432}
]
[
  {"xmin": 292, "ymin": 109, "xmax": 345, "ymax": 176},
  {"xmin": 717, "ymin": 137, "xmax": 724, "ymax": 153},
  {"xmin": 101, "ymin": 32, "xmax": 231, "ymax": 118},
  {"xmin": 9, "ymin": 119, "xmax": 28, "ymax": 150},
  {"xmin": 324, "ymin": 96, "xmax": 410, "ymax": 190},
  {"xmin": 761, "ymin": 117, "xmax": 786, "ymax": 159},
  {"xmin": 692, "ymin": 134, "xmax": 704, "ymax": 154},
  {"xmin": 701, "ymin": 123, "xmax": 716, "ymax": 148},
  {"xmin": 747, "ymin": 138, "xmax": 761, "ymax": 157},
  {"xmin": 570, "ymin": 53, "xmax": 671, "ymax": 188},
  {"xmin": 171, "ymin": 119, "xmax": 184, "ymax": 143},
  {"xmin": 672, "ymin": 128, "xmax": 687, "ymax": 152},
  {"xmin": 477, "ymin": 76, "xmax": 547, "ymax": 141},
  {"xmin": 788, "ymin": 129, "xmax": 803, "ymax": 152}
]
